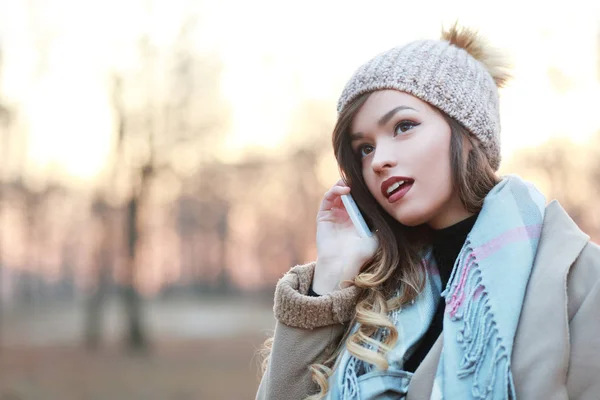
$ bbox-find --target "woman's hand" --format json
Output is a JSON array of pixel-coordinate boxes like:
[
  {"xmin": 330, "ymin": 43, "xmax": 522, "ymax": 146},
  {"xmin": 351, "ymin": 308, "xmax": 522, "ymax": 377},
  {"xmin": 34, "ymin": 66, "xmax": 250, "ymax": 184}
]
[{"xmin": 313, "ymin": 180, "xmax": 378, "ymax": 294}]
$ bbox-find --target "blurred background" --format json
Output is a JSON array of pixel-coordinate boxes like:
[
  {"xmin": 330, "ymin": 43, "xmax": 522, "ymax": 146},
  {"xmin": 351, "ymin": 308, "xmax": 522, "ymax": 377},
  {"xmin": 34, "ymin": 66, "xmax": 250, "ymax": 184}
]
[{"xmin": 0, "ymin": 0, "xmax": 599, "ymax": 399}]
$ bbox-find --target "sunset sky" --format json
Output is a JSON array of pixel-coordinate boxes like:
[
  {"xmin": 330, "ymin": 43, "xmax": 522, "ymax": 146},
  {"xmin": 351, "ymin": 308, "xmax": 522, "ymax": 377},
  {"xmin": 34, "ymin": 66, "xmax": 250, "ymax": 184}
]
[{"xmin": 0, "ymin": 0, "xmax": 599, "ymax": 186}]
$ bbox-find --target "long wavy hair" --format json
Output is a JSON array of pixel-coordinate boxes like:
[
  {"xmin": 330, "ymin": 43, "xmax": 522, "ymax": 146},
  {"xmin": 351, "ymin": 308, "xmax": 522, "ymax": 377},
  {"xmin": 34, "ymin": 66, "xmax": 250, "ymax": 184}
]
[
  {"xmin": 260, "ymin": 23, "xmax": 510, "ymax": 399},
  {"xmin": 301, "ymin": 91, "xmax": 500, "ymax": 399}
]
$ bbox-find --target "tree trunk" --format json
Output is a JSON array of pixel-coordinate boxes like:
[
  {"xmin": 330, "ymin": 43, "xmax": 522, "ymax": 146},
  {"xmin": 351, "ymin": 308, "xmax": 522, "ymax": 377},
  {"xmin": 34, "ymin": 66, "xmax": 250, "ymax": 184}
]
[
  {"xmin": 84, "ymin": 212, "xmax": 112, "ymax": 349},
  {"xmin": 122, "ymin": 181, "xmax": 148, "ymax": 351},
  {"xmin": 215, "ymin": 209, "xmax": 230, "ymax": 293},
  {"xmin": 0, "ymin": 185, "xmax": 3, "ymax": 351},
  {"xmin": 123, "ymin": 277, "xmax": 146, "ymax": 350},
  {"xmin": 84, "ymin": 262, "xmax": 110, "ymax": 349}
]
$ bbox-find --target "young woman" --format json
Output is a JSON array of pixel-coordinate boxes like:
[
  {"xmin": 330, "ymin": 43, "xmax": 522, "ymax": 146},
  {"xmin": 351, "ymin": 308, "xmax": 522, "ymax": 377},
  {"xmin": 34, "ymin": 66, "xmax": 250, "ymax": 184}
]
[{"xmin": 257, "ymin": 24, "xmax": 600, "ymax": 400}]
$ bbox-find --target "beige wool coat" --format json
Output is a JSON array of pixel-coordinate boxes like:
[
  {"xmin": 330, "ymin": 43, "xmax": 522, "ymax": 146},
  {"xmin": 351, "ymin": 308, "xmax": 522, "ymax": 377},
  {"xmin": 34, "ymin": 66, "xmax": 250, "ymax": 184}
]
[{"xmin": 256, "ymin": 201, "xmax": 600, "ymax": 400}]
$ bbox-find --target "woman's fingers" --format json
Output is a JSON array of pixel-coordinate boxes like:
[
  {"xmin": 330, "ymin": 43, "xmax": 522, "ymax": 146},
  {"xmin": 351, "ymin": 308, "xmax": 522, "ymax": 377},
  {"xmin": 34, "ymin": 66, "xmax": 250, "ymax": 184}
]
[{"xmin": 319, "ymin": 184, "xmax": 351, "ymax": 212}]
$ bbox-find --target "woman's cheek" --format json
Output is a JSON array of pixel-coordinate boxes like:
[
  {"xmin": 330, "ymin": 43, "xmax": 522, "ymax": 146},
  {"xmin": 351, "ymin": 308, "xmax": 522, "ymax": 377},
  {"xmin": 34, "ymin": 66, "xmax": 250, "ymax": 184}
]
[{"xmin": 363, "ymin": 171, "xmax": 379, "ymax": 200}]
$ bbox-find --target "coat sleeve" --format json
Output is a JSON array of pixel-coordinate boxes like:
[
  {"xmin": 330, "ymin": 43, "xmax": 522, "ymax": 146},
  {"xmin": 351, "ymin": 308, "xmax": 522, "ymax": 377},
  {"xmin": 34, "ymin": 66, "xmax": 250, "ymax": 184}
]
[
  {"xmin": 256, "ymin": 322, "xmax": 347, "ymax": 400},
  {"xmin": 256, "ymin": 262, "xmax": 360, "ymax": 400},
  {"xmin": 566, "ymin": 241, "xmax": 600, "ymax": 400}
]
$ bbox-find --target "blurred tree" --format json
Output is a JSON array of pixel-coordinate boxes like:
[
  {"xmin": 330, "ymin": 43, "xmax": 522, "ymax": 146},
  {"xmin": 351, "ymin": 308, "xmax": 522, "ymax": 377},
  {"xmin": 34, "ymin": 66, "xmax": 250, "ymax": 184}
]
[
  {"xmin": 6, "ymin": 180, "xmax": 65, "ymax": 307},
  {"xmin": 274, "ymin": 101, "xmax": 333, "ymax": 269},
  {"xmin": 510, "ymin": 138, "xmax": 595, "ymax": 233},
  {"xmin": 109, "ymin": 70, "xmax": 149, "ymax": 351},
  {"xmin": 589, "ymin": 132, "xmax": 600, "ymax": 194},
  {"xmin": 84, "ymin": 196, "xmax": 115, "ymax": 349},
  {"xmin": 175, "ymin": 163, "xmax": 232, "ymax": 293},
  {"xmin": 587, "ymin": 132, "xmax": 600, "ymax": 241},
  {"xmin": 221, "ymin": 100, "xmax": 333, "ymax": 287},
  {"xmin": 196, "ymin": 166, "xmax": 231, "ymax": 292},
  {"xmin": 0, "ymin": 45, "xmax": 10, "ymax": 348},
  {"xmin": 100, "ymin": 10, "xmax": 229, "ymax": 350}
]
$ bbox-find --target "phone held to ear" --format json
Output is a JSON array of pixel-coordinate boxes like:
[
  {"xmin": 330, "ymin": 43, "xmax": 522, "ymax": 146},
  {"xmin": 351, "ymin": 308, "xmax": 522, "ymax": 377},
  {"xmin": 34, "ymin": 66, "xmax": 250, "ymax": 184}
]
[{"xmin": 340, "ymin": 194, "xmax": 373, "ymax": 238}]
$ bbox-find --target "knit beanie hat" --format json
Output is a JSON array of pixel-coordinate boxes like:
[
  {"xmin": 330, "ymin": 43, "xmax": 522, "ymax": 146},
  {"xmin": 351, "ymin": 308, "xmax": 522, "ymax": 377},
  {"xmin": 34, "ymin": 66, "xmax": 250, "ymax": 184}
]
[{"xmin": 337, "ymin": 24, "xmax": 510, "ymax": 171}]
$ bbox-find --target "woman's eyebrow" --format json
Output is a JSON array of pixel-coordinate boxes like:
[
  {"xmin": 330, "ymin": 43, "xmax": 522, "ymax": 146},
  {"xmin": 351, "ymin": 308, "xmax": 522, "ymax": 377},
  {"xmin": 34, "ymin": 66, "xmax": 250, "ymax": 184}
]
[
  {"xmin": 350, "ymin": 105, "xmax": 417, "ymax": 141},
  {"xmin": 378, "ymin": 105, "xmax": 417, "ymax": 127}
]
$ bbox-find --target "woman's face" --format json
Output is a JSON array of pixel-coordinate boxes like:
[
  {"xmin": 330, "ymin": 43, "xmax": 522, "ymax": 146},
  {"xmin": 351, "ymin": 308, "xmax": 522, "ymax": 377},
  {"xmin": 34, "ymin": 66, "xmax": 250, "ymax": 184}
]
[{"xmin": 350, "ymin": 90, "xmax": 471, "ymax": 229}]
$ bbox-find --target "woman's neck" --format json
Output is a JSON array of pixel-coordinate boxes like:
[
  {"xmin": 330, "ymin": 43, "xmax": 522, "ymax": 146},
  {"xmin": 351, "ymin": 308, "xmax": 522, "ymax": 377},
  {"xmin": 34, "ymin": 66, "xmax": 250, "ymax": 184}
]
[
  {"xmin": 428, "ymin": 209, "xmax": 476, "ymax": 230},
  {"xmin": 427, "ymin": 191, "xmax": 477, "ymax": 230}
]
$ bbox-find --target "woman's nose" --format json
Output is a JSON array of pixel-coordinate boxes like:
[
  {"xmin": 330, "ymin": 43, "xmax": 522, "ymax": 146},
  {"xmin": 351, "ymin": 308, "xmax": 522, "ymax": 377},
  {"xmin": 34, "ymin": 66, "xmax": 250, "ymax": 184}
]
[{"xmin": 371, "ymin": 145, "xmax": 398, "ymax": 174}]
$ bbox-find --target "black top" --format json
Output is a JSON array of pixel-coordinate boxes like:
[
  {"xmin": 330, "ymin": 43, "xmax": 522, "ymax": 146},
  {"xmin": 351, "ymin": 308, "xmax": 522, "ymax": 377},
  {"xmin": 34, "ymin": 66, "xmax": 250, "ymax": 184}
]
[
  {"xmin": 403, "ymin": 213, "xmax": 478, "ymax": 372},
  {"xmin": 307, "ymin": 214, "xmax": 479, "ymax": 373}
]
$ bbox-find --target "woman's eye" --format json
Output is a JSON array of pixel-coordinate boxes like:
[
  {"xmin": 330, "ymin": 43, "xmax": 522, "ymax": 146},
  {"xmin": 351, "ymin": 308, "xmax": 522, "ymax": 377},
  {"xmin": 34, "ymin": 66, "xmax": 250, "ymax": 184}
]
[
  {"xmin": 394, "ymin": 120, "xmax": 418, "ymax": 135},
  {"xmin": 359, "ymin": 144, "xmax": 374, "ymax": 158}
]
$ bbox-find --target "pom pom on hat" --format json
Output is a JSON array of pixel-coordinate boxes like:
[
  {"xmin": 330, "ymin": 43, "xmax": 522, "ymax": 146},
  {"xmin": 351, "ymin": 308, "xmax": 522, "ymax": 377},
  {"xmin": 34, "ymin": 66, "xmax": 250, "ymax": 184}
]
[{"xmin": 441, "ymin": 22, "xmax": 512, "ymax": 88}]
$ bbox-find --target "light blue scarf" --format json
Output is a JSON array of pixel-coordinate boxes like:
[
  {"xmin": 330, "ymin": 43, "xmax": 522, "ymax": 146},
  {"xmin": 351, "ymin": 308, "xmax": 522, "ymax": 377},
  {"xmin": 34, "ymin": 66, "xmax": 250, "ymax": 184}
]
[{"xmin": 327, "ymin": 175, "xmax": 546, "ymax": 399}]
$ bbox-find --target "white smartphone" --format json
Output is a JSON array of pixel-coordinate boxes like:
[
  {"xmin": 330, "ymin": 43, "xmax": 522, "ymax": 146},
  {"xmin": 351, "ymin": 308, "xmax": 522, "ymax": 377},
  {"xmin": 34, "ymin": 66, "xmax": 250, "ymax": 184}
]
[{"xmin": 340, "ymin": 194, "xmax": 373, "ymax": 238}]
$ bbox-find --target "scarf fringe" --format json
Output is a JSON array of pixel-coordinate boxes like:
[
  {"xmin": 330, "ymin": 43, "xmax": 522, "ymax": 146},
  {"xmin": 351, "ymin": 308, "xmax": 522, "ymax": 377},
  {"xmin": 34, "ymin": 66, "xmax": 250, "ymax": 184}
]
[
  {"xmin": 444, "ymin": 241, "xmax": 516, "ymax": 400},
  {"xmin": 342, "ymin": 356, "xmax": 360, "ymax": 399}
]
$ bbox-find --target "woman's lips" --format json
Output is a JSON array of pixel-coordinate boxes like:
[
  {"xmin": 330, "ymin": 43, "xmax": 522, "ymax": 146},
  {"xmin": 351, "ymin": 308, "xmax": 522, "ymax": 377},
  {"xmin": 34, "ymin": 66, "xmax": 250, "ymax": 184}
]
[{"xmin": 387, "ymin": 181, "xmax": 413, "ymax": 203}]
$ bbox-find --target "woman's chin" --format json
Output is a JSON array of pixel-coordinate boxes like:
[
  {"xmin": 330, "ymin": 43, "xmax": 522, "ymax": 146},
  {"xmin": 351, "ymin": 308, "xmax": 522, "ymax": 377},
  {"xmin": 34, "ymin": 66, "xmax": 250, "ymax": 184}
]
[
  {"xmin": 392, "ymin": 209, "xmax": 429, "ymax": 227},
  {"xmin": 399, "ymin": 219, "xmax": 424, "ymax": 227}
]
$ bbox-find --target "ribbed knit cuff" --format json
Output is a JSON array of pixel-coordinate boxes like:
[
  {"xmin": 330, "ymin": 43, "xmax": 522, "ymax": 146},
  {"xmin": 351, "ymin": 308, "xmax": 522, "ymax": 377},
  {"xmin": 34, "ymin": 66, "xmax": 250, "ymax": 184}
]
[{"xmin": 274, "ymin": 262, "xmax": 360, "ymax": 329}]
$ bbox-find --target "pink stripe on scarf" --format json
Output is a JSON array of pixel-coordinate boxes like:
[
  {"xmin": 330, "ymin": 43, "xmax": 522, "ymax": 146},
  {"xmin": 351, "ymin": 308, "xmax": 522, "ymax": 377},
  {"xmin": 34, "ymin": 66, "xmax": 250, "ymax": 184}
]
[
  {"xmin": 474, "ymin": 225, "xmax": 542, "ymax": 261},
  {"xmin": 448, "ymin": 254, "xmax": 475, "ymax": 317},
  {"xmin": 447, "ymin": 224, "xmax": 541, "ymax": 317}
]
